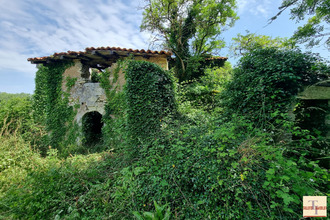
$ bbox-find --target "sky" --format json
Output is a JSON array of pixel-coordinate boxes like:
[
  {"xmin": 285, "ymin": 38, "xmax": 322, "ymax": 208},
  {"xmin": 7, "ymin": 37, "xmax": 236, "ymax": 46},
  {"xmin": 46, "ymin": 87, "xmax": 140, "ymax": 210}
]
[{"xmin": 0, "ymin": 0, "xmax": 329, "ymax": 94}]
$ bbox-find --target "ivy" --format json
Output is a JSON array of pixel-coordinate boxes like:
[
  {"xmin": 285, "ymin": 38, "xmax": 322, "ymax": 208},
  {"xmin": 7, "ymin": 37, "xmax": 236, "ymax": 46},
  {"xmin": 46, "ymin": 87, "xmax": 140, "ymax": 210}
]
[
  {"xmin": 124, "ymin": 60, "xmax": 177, "ymax": 154},
  {"xmin": 97, "ymin": 59, "xmax": 127, "ymax": 150},
  {"xmin": 221, "ymin": 48, "xmax": 329, "ymax": 129},
  {"xmin": 33, "ymin": 60, "xmax": 77, "ymax": 155},
  {"xmin": 65, "ymin": 76, "xmax": 77, "ymax": 91}
]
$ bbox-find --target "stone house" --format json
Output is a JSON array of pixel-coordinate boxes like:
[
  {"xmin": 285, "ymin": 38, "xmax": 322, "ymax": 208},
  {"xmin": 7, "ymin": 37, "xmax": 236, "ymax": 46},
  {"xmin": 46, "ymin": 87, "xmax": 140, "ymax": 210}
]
[
  {"xmin": 28, "ymin": 46, "xmax": 328, "ymax": 143},
  {"xmin": 28, "ymin": 47, "xmax": 172, "ymax": 124},
  {"xmin": 28, "ymin": 46, "xmax": 228, "ymax": 145}
]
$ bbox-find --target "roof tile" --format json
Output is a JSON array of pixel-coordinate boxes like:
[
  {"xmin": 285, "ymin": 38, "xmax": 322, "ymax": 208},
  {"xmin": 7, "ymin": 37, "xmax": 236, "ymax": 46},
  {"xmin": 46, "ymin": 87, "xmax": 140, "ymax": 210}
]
[{"xmin": 28, "ymin": 46, "xmax": 172, "ymax": 62}]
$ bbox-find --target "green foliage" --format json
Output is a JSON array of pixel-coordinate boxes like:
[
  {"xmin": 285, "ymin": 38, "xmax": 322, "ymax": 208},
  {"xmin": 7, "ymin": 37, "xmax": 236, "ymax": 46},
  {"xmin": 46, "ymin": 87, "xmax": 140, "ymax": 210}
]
[
  {"xmin": 0, "ymin": 96, "xmax": 32, "ymax": 134},
  {"xmin": 133, "ymin": 201, "xmax": 171, "ymax": 220},
  {"xmin": 65, "ymin": 76, "xmax": 77, "ymax": 90},
  {"xmin": 33, "ymin": 61, "xmax": 78, "ymax": 155},
  {"xmin": 1, "ymin": 47, "xmax": 329, "ymax": 219},
  {"xmin": 141, "ymin": 0, "xmax": 238, "ymax": 81},
  {"xmin": 221, "ymin": 48, "xmax": 330, "ymax": 129},
  {"xmin": 0, "ymin": 133, "xmax": 117, "ymax": 220},
  {"xmin": 0, "ymin": 92, "xmax": 30, "ymax": 102},
  {"xmin": 91, "ymin": 69, "xmax": 102, "ymax": 83},
  {"xmin": 178, "ymin": 62, "xmax": 232, "ymax": 110},
  {"xmin": 98, "ymin": 61, "xmax": 128, "ymax": 151},
  {"xmin": 230, "ymin": 32, "xmax": 296, "ymax": 57},
  {"xmin": 125, "ymin": 60, "xmax": 177, "ymax": 152},
  {"xmin": 293, "ymin": 99, "xmax": 329, "ymax": 168},
  {"xmin": 0, "ymin": 94, "xmax": 44, "ymax": 145},
  {"xmin": 271, "ymin": 0, "xmax": 330, "ymax": 49},
  {"xmin": 111, "ymin": 114, "xmax": 328, "ymax": 219}
]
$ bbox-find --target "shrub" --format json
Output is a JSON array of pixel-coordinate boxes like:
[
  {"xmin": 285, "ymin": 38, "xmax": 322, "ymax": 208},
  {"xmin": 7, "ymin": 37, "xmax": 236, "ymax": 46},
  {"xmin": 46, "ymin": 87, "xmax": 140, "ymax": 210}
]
[
  {"xmin": 178, "ymin": 62, "xmax": 232, "ymax": 110},
  {"xmin": 221, "ymin": 48, "xmax": 329, "ymax": 129},
  {"xmin": 0, "ymin": 133, "xmax": 117, "ymax": 219},
  {"xmin": 112, "ymin": 115, "xmax": 328, "ymax": 219}
]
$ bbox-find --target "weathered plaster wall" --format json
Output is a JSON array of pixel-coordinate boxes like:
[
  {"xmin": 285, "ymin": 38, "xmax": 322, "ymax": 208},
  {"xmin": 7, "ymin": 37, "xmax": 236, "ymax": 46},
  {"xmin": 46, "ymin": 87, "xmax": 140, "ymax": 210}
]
[
  {"xmin": 61, "ymin": 55, "xmax": 168, "ymax": 126},
  {"xmin": 105, "ymin": 55, "xmax": 169, "ymax": 91},
  {"xmin": 61, "ymin": 60, "xmax": 89, "ymax": 92},
  {"xmin": 62, "ymin": 60, "xmax": 106, "ymax": 125},
  {"xmin": 135, "ymin": 55, "xmax": 169, "ymax": 70},
  {"xmin": 72, "ymin": 83, "xmax": 107, "ymax": 125},
  {"xmin": 106, "ymin": 63, "xmax": 126, "ymax": 91}
]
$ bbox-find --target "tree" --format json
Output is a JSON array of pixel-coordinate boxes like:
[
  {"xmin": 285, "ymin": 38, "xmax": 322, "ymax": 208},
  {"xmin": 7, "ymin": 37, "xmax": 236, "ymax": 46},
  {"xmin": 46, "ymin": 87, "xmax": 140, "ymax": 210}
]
[
  {"xmin": 230, "ymin": 32, "xmax": 296, "ymax": 57},
  {"xmin": 271, "ymin": 0, "xmax": 330, "ymax": 49},
  {"xmin": 140, "ymin": 0, "xmax": 238, "ymax": 81}
]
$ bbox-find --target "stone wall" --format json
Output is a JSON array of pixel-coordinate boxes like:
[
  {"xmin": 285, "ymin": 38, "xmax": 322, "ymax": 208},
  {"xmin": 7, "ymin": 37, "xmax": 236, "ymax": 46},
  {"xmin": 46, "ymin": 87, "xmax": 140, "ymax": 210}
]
[{"xmin": 61, "ymin": 55, "xmax": 169, "ymax": 126}]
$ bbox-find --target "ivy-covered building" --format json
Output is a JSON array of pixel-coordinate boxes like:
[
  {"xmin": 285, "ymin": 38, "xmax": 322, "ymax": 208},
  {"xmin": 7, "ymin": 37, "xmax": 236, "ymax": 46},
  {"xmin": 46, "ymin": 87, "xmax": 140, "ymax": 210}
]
[
  {"xmin": 29, "ymin": 47, "xmax": 170, "ymax": 121},
  {"xmin": 28, "ymin": 47, "xmax": 174, "ymax": 147}
]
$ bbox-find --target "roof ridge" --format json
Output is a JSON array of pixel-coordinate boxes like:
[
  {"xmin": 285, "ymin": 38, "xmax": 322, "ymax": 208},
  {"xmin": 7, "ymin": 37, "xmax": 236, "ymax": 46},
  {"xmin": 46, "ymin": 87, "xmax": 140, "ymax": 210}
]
[{"xmin": 28, "ymin": 46, "xmax": 172, "ymax": 62}]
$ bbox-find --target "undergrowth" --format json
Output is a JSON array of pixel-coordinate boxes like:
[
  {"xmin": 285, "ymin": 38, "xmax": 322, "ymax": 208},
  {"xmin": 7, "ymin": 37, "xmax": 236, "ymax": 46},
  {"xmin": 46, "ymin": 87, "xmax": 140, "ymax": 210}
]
[{"xmin": 0, "ymin": 49, "xmax": 329, "ymax": 219}]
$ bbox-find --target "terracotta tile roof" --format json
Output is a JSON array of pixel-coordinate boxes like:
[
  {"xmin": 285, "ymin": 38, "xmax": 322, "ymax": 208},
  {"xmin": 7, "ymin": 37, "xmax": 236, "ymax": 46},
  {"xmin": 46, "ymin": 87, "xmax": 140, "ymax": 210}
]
[
  {"xmin": 85, "ymin": 46, "xmax": 171, "ymax": 55},
  {"xmin": 28, "ymin": 46, "xmax": 172, "ymax": 63}
]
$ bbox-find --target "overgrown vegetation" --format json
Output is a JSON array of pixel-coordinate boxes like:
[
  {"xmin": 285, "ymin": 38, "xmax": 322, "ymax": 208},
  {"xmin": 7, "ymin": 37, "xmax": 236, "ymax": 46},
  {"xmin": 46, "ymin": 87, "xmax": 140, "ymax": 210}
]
[
  {"xmin": 0, "ymin": 46, "xmax": 329, "ymax": 219},
  {"xmin": 33, "ymin": 60, "xmax": 79, "ymax": 155},
  {"xmin": 125, "ymin": 60, "xmax": 177, "ymax": 151},
  {"xmin": 221, "ymin": 48, "xmax": 329, "ymax": 128}
]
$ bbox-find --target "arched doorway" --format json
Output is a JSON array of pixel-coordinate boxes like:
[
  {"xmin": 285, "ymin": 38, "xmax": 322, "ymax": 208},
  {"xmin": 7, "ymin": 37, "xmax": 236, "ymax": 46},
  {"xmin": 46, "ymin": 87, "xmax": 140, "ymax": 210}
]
[{"xmin": 82, "ymin": 111, "xmax": 103, "ymax": 145}]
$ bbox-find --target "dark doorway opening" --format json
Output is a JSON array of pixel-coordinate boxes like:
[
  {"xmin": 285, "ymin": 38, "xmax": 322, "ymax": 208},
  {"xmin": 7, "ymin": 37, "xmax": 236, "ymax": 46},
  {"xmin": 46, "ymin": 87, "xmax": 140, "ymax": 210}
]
[
  {"xmin": 294, "ymin": 99, "xmax": 329, "ymax": 169},
  {"xmin": 82, "ymin": 111, "xmax": 103, "ymax": 146}
]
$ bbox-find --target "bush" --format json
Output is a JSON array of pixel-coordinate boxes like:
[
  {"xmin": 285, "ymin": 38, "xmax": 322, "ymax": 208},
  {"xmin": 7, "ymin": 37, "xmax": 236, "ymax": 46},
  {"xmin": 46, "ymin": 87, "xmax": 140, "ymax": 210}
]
[
  {"xmin": 1, "ymin": 49, "xmax": 328, "ymax": 219},
  {"xmin": 178, "ymin": 62, "xmax": 232, "ymax": 111},
  {"xmin": 111, "ymin": 115, "xmax": 328, "ymax": 219},
  {"xmin": 221, "ymin": 48, "xmax": 329, "ymax": 129},
  {"xmin": 0, "ymin": 95, "xmax": 44, "ymax": 146},
  {"xmin": 0, "ymin": 133, "xmax": 117, "ymax": 219}
]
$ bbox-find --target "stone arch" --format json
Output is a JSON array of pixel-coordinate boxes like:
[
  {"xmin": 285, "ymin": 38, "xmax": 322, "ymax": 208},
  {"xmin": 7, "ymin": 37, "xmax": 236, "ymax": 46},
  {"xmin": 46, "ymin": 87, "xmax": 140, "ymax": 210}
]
[{"xmin": 81, "ymin": 111, "xmax": 103, "ymax": 145}]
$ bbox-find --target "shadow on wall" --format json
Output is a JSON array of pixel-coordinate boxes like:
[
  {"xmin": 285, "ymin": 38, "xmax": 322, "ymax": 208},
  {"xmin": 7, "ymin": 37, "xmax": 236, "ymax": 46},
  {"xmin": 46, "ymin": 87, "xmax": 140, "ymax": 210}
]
[{"xmin": 82, "ymin": 111, "xmax": 103, "ymax": 146}]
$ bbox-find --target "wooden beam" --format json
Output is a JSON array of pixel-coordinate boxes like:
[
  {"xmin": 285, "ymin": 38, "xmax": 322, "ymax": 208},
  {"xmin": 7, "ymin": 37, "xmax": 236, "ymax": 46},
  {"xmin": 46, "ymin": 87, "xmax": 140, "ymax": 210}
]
[
  {"xmin": 77, "ymin": 54, "xmax": 93, "ymax": 61},
  {"xmin": 93, "ymin": 51, "xmax": 110, "ymax": 60}
]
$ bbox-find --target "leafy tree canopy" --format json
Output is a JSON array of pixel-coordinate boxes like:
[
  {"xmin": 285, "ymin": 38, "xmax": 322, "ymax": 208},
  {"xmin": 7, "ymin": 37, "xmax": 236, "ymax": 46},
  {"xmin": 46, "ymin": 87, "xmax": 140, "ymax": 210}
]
[
  {"xmin": 140, "ymin": 0, "xmax": 238, "ymax": 81},
  {"xmin": 271, "ymin": 0, "xmax": 330, "ymax": 49},
  {"xmin": 230, "ymin": 32, "xmax": 296, "ymax": 57}
]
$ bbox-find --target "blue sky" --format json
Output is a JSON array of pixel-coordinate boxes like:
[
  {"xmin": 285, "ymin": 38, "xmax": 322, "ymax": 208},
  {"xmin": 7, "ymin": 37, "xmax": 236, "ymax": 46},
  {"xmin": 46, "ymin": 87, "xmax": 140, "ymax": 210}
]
[{"xmin": 0, "ymin": 0, "xmax": 328, "ymax": 94}]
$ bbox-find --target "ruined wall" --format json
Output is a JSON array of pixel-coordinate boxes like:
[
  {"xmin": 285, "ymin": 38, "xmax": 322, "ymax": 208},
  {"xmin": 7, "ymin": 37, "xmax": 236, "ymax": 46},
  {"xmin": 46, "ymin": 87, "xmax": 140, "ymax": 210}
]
[
  {"xmin": 62, "ymin": 60, "xmax": 106, "ymax": 125},
  {"xmin": 61, "ymin": 55, "xmax": 169, "ymax": 125}
]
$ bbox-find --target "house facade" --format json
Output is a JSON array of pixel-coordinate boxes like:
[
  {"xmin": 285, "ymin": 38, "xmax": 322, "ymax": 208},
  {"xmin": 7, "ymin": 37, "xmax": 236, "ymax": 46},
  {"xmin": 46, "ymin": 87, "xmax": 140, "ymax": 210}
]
[{"xmin": 28, "ymin": 46, "xmax": 172, "ymax": 126}]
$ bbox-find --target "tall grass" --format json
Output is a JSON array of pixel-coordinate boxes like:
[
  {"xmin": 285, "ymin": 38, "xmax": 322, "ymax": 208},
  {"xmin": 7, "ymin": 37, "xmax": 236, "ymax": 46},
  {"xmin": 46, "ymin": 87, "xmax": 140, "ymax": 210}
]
[{"xmin": 0, "ymin": 120, "xmax": 124, "ymax": 219}]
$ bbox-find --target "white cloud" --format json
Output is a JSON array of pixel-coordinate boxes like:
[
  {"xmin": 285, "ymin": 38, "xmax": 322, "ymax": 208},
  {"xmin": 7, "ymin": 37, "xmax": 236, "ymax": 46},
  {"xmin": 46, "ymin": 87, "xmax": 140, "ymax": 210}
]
[
  {"xmin": 0, "ymin": 50, "xmax": 36, "ymax": 75},
  {"xmin": 0, "ymin": 0, "xmax": 149, "ymax": 80},
  {"xmin": 237, "ymin": 0, "xmax": 280, "ymax": 18}
]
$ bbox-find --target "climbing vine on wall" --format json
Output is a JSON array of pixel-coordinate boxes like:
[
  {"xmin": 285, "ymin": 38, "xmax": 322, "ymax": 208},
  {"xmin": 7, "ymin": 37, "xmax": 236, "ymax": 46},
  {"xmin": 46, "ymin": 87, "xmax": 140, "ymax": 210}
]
[
  {"xmin": 33, "ymin": 60, "xmax": 78, "ymax": 155},
  {"xmin": 98, "ymin": 59, "xmax": 127, "ymax": 149},
  {"xmin": 125, "ymin": 60, "xmax": 177, "ymax": 155}
]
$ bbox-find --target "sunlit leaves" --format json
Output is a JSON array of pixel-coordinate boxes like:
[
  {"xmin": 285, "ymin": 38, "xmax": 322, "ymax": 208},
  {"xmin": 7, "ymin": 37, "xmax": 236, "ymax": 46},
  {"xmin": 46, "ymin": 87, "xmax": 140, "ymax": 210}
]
[{"xmin": 271, "ymin": 0, "xmax": 330, "ymax": 49}]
